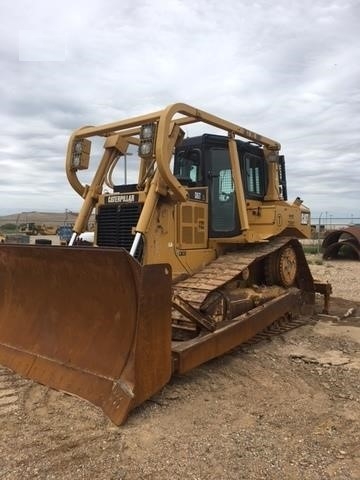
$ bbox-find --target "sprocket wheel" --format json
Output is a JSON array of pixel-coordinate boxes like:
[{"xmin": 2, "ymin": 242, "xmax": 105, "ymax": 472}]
[{"xmin": 265, "ymin": 245, "xmax": 298, "ymax": 288}]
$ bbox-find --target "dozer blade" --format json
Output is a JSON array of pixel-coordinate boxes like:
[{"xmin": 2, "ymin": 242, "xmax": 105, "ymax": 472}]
[{"xmin": 0, "ymin": 244, "xmax": 172, "ymax": 425}]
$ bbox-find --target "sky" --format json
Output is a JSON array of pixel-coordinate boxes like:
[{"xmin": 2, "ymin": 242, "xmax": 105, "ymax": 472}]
[{"xmin": 1, "ymin": 0, "xmax": 359, "ymax": 221}]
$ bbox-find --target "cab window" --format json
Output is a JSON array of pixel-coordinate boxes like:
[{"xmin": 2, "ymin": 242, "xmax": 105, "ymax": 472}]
[
  {"xmin": 174, "ymin": 149, "xmax": 202, "ymax": 186},
  {"xmin": 244, "ymin": 153, "xmax": 265, "ymax": 198}
]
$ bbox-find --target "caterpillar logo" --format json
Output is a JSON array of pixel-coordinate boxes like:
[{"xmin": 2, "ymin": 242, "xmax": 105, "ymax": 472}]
[{"xmin": 105, "ymin": 194, "xmax": 138, "ymax": 204}]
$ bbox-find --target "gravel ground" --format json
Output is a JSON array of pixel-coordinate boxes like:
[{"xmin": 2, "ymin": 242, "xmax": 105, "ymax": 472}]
[
  {"xmin": 0, "ymin": 259, "xmax": 359, "ymax": 479},
  {"xmin": 308, "ymin": 257, "xmax": 360, "ymax": 302}
]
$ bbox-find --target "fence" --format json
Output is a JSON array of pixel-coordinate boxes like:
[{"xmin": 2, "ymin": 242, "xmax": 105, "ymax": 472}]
[{"xmin": 311, "ymin": 216, "xmax": 360, "ymax": 234}]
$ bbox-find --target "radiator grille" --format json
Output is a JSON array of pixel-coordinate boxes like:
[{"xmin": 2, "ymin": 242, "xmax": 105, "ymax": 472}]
[{"xmin": 97, "ymin": 203, "xmax": 142, "ymax": 251}]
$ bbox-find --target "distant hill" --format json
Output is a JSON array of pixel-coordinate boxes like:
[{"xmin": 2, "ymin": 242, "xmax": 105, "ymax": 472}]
[{"xmin": 0, "ymin": 211, "xmax": 88, "ymax": 227}]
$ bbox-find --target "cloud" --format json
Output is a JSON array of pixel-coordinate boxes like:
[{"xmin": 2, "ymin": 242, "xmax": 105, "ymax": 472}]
[{"xmin": 0, "ymin": 0, "xmax": 359, "ymax": 222}]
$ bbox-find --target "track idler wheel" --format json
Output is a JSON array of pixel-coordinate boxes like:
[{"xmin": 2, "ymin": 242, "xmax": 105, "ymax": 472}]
[{"xmin": 265, "ymin": 245, "xmax": 298, "ymax": 288}]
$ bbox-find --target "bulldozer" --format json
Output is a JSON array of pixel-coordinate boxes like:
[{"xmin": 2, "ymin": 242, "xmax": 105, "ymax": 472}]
[
  {"xmin": 18, "ymin": 222, "xmax": 57, "ymax": 235},
  {"xmin": 18, "ymin": 222, "xmax": 39, "ymax": 235},
  {"xmin": 0, "ymin": 103, "xmax": 330, "ymax": 425}
]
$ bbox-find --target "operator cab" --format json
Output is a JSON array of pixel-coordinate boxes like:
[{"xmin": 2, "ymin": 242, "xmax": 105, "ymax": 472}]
[{"xmin": 174, "ymin": 134, "xmax": 268, "ymax": 238}]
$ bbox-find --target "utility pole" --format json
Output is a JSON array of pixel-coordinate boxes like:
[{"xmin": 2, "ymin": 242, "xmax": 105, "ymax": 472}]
[{"xmin": 318, "ymin": 212, "xmax": 323, "ymax": 254}]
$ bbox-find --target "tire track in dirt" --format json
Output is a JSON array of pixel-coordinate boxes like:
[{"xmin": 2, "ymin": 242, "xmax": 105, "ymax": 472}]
[{"xmin": 0, "ymin": 367, "xmax": 29, "ymax": 417}]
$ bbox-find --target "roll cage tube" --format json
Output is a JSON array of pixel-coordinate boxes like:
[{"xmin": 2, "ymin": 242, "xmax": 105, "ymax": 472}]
[
  {"xmin": 65, "ymin": 103, "xmax": 281, "ymax": 242},
  {"xmin": 66, "ymin": 103, "xmax": 280, "ymax": 203},
  {"xmin": 155, "ymin": 103, "xmax": 280, "ymax": 203}
]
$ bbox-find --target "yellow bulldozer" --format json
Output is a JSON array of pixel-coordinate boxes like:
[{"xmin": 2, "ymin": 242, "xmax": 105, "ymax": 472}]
[
  {"xmin": 0, "ymin": 103, "xmax": 330, "ymax": 425},
  {"xmin": 18, "ymin": 222, "xmax": 40, "ymax": 235},
  {"xmin": 18, "ymin": 222, "xmax": 57, "ymax": 235}
]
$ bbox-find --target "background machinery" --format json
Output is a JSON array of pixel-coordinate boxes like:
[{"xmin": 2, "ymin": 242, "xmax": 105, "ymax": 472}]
[
  {"xmin": 0, "ymin": 103, "xmax": 329, "ymax": 425},
  {"xmin": 18, "ymin": 222, "xmax": 57, "ymax": 236},
  {"xmin": 18, "ymin": 222, "xmax": 40, "ymax": 235}
]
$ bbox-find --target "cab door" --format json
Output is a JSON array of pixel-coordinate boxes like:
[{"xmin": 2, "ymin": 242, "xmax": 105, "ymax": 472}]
[{"xmin": 207, "ymin": 147, "xmax": 241, "ymax": 238}]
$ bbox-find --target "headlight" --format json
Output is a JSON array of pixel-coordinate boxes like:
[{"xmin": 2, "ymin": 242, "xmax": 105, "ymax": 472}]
[
  {"xmin": 138, "ymin": 122, "xmax": 157, "ymax": 157},
  {"xmin": 74, "ymin": 141, "xmax": 83, "ymax": 154},
  {"xmin": 140, "ymin": 123, "xmax": 156, "ymax": 140},
  {"xmin": 71, "ymin": 138, "xmax": 91, "ymax": 170},
  {"xmin": 72, "ymin": 155, "xmax": 81, "ymax": 168},
  {"xmin": 139, "ymin": 141, "xmax": 153, "ymax": 156}
]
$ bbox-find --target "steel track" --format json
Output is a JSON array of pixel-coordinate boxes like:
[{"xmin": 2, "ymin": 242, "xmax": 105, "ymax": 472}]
[
  {"xmin": 172, "ymin": 237, "xmax": 314, "ymax": 328},
  {"xmin": 240, "ymin": 313, "xmax": 315, "ymax": 347}
]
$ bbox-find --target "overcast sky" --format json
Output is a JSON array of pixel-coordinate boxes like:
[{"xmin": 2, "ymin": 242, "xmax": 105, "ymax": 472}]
[{"xmin": 1, "ymin": 0, "xmax": 359, "ymax": 220}]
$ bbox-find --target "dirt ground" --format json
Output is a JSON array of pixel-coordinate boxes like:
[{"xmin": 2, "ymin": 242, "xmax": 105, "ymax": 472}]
[{"xmin": 0, "ymin": 259, "xmax": 359, "ymax": 480}]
